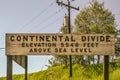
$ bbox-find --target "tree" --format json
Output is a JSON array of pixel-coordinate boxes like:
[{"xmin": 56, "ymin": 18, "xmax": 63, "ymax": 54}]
[
  {"xmin": 74, "ymin": 0, "xmax": 116, "ymax": 64},
  {"xmin": 115, "ymin": 30, "xmax": 120, "ymax": 57}
]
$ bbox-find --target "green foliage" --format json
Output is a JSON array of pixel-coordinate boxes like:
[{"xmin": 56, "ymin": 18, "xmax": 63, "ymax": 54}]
[
  {"xmin": 61, "ymin": 25, "xmax": 68, "ymax": 34},
  {"xmin": 74, "ymin": 0, "xmax": 116, "ymax": 34},
  {"xmin": 74, "ymin": 0, "xmax": 117, "ymax": 65},
  {"xmin": 1, "ymin": 64, "xmax": 120, "ymax": 80},
  {"xmin": 115, "ymin": 38, "xmax": 120, "ymax": 56}
]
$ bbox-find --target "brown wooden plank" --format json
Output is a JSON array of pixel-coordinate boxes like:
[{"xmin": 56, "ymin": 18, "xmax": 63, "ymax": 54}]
[
  {"xmin": 7, "ymin": 56, "xmax": 12, "ymax": 80},
  {"xmin": 104, "ymin": 56, "xmax": 109, "ymax": 80},
  {"xmin": 12, "ymin": 56, "xmax": 26, "ymax": 68}
]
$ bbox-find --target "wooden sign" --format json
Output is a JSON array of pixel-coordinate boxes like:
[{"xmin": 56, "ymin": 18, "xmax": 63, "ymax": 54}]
[
  {"xmin": 12, "ymin": 56, "xmax": 26, "ymax": 68},
  {"xmin": 6, "ymin": 34, "xmax": 115, "ymax": 55}
]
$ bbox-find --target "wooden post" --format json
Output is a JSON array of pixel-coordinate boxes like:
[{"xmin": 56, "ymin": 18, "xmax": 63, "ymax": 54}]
[
  {"xmin": 56, "ymin": 0, "xmax": 79, "ymax": 78},
  {"xmin": 7, "ymin": 56, "xmax": 12, "ymax": 80},
  {"xmin": 68, "ymin": 0, "xmax": 72, "ymax": 78},
  {"xmin": 25, "ymin": 56, "xmax": 28, "ymax": 80},
  {"xmin": 104, "ymin": 55, "xmax": 109, "ymax": 80}
]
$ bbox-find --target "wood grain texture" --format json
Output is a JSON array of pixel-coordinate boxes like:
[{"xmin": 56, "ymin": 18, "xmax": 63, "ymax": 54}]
[{"xmin": 6, "ymin": 34, "xmax": 115, "ymax": 55}]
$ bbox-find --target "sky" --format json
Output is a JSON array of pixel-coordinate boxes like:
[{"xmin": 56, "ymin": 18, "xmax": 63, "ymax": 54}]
[{"xmin": 0, "ymin": 0, "xmax": 120, "ymax": 77}]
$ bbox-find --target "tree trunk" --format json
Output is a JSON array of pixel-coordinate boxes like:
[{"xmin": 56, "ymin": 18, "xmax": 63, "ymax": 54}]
[
  {"xmin": 93, "ymin": 56, "xmax": 95, "ymax": 64},
  {"xmin": 97, "ymin": 55, "xmax": 100, "ymax": 64}
]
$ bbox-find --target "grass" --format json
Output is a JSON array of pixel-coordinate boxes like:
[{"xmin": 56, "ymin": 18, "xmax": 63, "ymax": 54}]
[{"xmin": 0, "ymin": 63, "xmax": 120, "ymax": 80}]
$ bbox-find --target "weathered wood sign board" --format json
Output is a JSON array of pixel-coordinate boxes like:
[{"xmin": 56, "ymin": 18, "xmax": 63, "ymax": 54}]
[
  {"xmin": 6, "ymin": 34, "xmax": 115, "ymax": 55},
  {"xmin": 12, "ymin": 56, "xmax": 26, "ymax": 68}
]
